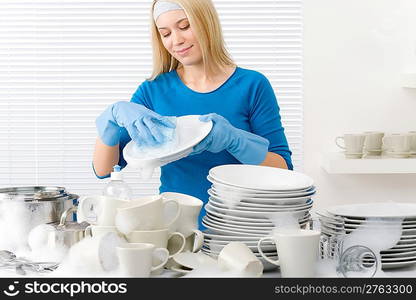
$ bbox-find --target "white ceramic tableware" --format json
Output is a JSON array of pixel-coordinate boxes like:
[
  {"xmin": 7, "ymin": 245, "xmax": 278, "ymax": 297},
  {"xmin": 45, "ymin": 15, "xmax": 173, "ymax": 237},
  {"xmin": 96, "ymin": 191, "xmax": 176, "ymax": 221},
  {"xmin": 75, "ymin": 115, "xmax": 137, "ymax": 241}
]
[
  {"xmin": 77, "ymin": 196, "xmax": 129, "ymax": 225},
  {"xmin": 172, "ymin": 252, "xmax": 217, "ymax": 270},
  {"xmin": 161, "ymin": 192, "xmax": 203, "ymax": 237},
  {"xmin": 217, "ymin": 242, "xmax": 263, "ymax": 277},
  {"xmin": 257, "ymin": 229, "xmax": 321, "ymax": 277},
  {"xmin": 326, "ymin": 203, "xmax": 416, "ymax": 219},
  {"xmin": 208, "ymin": 165, "xmax": 314, "ymax": 191},
  {"xmin": 126, "ymin": 228, "xmax": 186, "ymax": 258},
  {"xmin": 382, "ymin": 134, "xmax": 411, "ymax": 153},
  {"xmin": 115, "ymin": 195, "xmax": 180, "ymax": 234},
  {"xmin": 335, "ymin": 134, "xmax": 366, "ymax": 158},
  {"xmin": 123, "ymin": 115, "xmax": 213, "ymax": 171},
  {"xmin": 363, "ymin": 131, "xmax": 384, "ymax": 151},
  {"xmin": 116, "ymin": 243, "xmax": 169, "ymax": 277}
]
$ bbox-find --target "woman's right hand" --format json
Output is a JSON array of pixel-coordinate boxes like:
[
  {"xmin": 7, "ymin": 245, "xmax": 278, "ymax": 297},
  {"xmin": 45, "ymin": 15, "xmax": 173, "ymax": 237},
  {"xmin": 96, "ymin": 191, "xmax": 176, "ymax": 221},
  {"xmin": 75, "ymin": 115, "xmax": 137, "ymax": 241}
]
[{"xmin": 96, "ymin": 101, "xmax": 176, "ymax": 147}]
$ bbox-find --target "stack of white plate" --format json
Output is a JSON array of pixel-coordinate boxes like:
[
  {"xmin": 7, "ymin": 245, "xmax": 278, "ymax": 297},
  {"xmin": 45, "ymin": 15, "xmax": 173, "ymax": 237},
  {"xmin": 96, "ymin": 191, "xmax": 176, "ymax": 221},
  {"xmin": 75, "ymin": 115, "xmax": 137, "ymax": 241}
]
[
  {"xmin": 318, "ymin": 203, "xmax": 416, "ymax": 269},
  {"xmin": 201, "ymin": 165, "xmax": 315, "ymax": 269}
]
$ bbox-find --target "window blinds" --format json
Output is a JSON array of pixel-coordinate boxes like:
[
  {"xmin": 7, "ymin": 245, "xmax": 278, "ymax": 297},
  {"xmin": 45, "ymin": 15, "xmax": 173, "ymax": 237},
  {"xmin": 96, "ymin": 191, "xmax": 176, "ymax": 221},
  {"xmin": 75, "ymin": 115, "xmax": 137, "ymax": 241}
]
[{"xmin": 0, "ymin": 0, "xmax": 303, "ymax": 197}]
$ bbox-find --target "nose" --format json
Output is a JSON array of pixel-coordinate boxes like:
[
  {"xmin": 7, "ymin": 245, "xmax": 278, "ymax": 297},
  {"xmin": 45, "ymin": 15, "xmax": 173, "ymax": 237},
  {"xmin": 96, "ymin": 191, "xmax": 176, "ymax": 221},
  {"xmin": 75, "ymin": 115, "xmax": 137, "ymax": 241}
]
[{"xmin": 171, "ymin": 29, "xmax": 185, "ymax": 46}]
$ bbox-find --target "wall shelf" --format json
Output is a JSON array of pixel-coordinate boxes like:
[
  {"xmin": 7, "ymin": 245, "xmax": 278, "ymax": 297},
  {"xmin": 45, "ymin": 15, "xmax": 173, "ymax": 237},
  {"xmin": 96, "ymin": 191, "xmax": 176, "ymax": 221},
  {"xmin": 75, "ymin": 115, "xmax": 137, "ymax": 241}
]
[
  {"xmin": 401, "ymin": 73, "xmax": 416, "ymax": 88},
  {"xmin": 322, "ymin": 152, "xmax": 416, "ymax": 174}
]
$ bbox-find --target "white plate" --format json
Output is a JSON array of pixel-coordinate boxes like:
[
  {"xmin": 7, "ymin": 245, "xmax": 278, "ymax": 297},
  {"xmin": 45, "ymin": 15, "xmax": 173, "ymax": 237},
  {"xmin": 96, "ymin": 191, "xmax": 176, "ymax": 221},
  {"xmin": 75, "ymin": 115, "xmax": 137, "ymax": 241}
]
[
  {"xmin": 203, "ymin": 231, "xmax": 263, "ymax": 241},
  {"xmin": 203, "ymin": 217, "xmax": 273, "ymax": 235},
  {"xmin": 206, "ymin": 212, "xmax": 275, "ymax": 227},
  {"xmin": 382, "ymin": 250, "xmax": 416, "ymax": 258},
  {"xmin": 205, "ymin": 203, "xmax": 310, "ymax": 219},
  {"xmin": 208, "ymin": 198, "xmax": 313, "ymax": 212},
  {"xmin": 208, "ymin": 189, "xmax": 313, "ymax": 206},
  {"xmin": 205, "ymin": 214, "xmax": 275, "ymax": 229},
  {"xmin": 208, "ymin": 165, "xmax": 314, "ymax": 191},
  {"xmin": 202, "ymin": 221, "xmax": 266, "ymax": 237},
  {"xmin": 124, "ymin": 115, "xmax": 212, "ymax": 169},
  {"xmin": 205, "ymin": 204, "xmax": 311, "ymax": 224},
  {"xmin": 203, "ymin": 240, "xmax": 276, "ymax": 251},
  {"xmin": 381, "ymin": 260, "xmax": 416, "ymax": 269},
  {"xmin": 326, "ymin": 203, "xmax": 416, "ymax": 219}
]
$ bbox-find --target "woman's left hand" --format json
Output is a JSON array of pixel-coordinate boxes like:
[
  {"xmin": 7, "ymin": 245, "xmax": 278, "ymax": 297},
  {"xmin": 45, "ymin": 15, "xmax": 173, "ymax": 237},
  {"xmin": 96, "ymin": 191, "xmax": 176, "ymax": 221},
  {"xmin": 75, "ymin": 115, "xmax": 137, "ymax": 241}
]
[{"xmin": 190, "ymin": 113, "xmax": 270, "ymax": 165}]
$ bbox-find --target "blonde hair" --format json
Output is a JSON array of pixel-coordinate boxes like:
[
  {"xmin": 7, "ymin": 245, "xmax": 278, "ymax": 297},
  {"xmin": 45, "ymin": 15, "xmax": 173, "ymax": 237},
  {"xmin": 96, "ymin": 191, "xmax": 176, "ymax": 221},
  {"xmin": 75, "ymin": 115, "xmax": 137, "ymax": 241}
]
[{"xmin": 149, "ymin": 0, "xmax": 235, "ymax": 80}]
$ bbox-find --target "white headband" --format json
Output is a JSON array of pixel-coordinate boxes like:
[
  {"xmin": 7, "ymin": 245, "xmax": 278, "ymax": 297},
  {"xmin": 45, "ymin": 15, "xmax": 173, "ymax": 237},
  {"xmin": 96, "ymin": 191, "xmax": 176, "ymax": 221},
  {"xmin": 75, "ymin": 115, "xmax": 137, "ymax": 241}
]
[{"xmin": 153, "ymin": 1, "xmax": 184, "ymax": 22}]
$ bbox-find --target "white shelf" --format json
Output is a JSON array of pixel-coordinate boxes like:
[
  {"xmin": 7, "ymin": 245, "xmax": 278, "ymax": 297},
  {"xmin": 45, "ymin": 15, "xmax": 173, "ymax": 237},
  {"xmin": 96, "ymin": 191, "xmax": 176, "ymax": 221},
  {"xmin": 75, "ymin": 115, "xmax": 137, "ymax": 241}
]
[
  {"xmin": 322, "ymin": 152, "xmax": 416, "ymax": 174},
  {"xmin": 401, "ymin": 72, "xmax": 416, "ymax": 88}
]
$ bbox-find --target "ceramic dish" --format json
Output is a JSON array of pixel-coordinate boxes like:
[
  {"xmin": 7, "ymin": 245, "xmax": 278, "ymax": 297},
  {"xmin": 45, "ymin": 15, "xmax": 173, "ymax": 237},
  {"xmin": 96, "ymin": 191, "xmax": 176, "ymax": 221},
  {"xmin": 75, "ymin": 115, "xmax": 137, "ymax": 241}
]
[
  {"xmin": 325, "ymin": 203, "xmax": 416, "ymax": 219},
  {"xmin": 210, "ymin": 182, "xmax": 316, "ymax": 197},
  {"xmin": 123, "ymin": 115, "xmax": 212, "ymax": 169},
  {"xmin": 208, "ymin": 198, "xmax": 313, "ymax": 213},
  {"xmin": 208, "ymin": 165, "xmax": 314, "ymax": 191}
]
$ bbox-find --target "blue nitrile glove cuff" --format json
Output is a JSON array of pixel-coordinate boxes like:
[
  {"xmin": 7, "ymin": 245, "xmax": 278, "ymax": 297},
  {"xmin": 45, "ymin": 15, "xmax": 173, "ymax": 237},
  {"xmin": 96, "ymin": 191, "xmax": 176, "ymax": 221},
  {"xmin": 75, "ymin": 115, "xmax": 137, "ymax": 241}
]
[
  {"xmin": 228, "ymin": 128, "xmax": 270, "ymax": 165},
  {"xmin": 95, "ymin": 104, "xmax": 121, "ymax": 146}
]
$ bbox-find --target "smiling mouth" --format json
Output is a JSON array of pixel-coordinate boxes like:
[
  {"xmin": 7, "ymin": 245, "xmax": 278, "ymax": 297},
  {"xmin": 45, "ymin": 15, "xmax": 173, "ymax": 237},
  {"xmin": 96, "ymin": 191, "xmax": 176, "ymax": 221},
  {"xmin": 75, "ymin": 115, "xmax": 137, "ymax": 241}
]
[{"xmin": 176, "ymin": 45, "xmax": 193, "ymax": 54}]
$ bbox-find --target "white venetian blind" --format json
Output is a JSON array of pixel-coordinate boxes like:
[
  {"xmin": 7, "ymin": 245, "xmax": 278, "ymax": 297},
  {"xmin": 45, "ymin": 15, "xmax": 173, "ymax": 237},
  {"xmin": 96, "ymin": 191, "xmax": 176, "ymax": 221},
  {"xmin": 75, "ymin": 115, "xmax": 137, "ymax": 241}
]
[{"xmin": 0, "ymin": 0, "xmax": 303, "ymax": 197}]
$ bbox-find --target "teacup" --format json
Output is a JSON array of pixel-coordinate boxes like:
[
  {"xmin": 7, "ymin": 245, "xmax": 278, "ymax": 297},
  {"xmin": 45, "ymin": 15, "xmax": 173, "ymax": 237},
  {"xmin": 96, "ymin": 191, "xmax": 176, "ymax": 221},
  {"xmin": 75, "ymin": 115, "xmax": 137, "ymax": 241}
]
[
  {"xmin": 363, "ymin": 132, "xmax": 384, "ymax": 152},
  {"xmin": 125, "ymin": 228, "xmax": 186, "ymax": 258},
  {"xmin": 257, "ymin": 229, "xmax": 320, "ymax": 277},
  {"xmin": 116, "ymin": 243, "xmax": 169, "ymax": 277},
  {"xmin": 335, "ymin": 134, "xmax": 366, "ymax": 158},
  {"xmin": 161, "ymin": 192, "xmax": 203, "ymax": 237},
  {"xmin": 218, "ymin": 242, "xmax": 263, "ymax": 277},
  {"xmin": 382, "ymin": 133, "xmax": 411, "ymax": 153},
  {"xmin": 115, "ymin": 195, "xmax": 180, "ymax": 234},
  {"xmin": 85, "ymin": 225, "xmax": 124, "ymax": 238}
]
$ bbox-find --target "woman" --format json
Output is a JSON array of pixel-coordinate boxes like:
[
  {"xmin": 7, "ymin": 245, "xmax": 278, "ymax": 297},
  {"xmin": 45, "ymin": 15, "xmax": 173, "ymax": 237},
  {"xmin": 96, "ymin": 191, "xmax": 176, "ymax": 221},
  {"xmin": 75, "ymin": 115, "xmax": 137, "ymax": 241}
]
[{"xmin": 93, "ymin": 0, "xmax": 293, "ymax": 227}]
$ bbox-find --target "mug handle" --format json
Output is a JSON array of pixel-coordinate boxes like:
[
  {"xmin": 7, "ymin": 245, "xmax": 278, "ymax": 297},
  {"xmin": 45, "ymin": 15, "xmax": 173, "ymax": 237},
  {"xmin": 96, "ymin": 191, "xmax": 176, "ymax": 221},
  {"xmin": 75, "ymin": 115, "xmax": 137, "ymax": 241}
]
[
  {"xmin": 192, "ymin": 229, "xmax": 204, "ymax": 253},
  {"xmin": 151, "ymin": 248, "xmax": 170, "ymax": 272},
  {"xmin": 167, "ymin": 232, "xmax": 186, "ymax": 258},
  {"xmin": 257, "ymin": 237, "xmax": 280, "ymax": 266},
  {"xmin": 162, "ymin": 199, "xmax": 181, "ymax": 230},
  {"xmin": 84, "ymin": 225, "xmax": 93, "ymax": 238},
  {"xmin": 335, "ymin": 136, "xmax": 345, "ymax": 150}
]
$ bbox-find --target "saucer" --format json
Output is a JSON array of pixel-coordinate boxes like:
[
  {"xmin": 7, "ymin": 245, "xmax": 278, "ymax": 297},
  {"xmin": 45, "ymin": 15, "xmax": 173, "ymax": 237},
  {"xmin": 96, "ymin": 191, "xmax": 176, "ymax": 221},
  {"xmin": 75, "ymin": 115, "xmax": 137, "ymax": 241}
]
[{"xmin": 385, "ymin": 151, "xmax": 411, "ymax": 158}]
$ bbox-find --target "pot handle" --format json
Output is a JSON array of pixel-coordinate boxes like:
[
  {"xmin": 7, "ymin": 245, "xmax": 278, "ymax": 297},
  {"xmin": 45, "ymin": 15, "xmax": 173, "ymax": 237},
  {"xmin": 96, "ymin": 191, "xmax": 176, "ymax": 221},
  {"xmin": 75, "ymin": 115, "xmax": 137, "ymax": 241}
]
[{"xmin": 59, "ymin": 206, "xmax": 78, "ymax": 226}]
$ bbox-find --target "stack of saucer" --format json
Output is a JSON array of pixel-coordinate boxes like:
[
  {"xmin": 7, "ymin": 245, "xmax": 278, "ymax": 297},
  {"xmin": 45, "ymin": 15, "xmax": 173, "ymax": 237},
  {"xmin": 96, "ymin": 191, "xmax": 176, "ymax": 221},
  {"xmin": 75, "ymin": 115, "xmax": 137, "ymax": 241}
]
[{"xmin": 201, "ymin": 165, "xmax": 316, "ymax": 269}]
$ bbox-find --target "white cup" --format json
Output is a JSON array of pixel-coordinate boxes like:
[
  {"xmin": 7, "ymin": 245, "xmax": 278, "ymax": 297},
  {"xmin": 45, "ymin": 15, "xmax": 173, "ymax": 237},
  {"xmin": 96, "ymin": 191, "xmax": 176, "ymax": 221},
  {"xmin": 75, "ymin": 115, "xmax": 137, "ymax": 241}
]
[
  {"xmin": 115, "ymin": 195, "xmax": 180, "ymax": 234},
  {"xmin": 257, "ymin": 229, "xmax": 320, "ymax": 277},
  {"xmin": 382, "ymin": 133, "xmax": 411, "ymax": 153},
  {"xmin": 218, "ymin": 242, "xmax": 263, "ymax": 277},
  {"xmin": 77, "ymin": 195, "xmax": 129, "ymax": 226},
  {"xmin": 182, "ymin": 229, "xmax": 204, "ymax": 253},
  {"xmin": 116, "ymin": 243, "xmax": 169, "ymax": 277},
  {"xmin": 335, "ymin": 134, "xmax": 366, "ymax": 158},
  {"xmin": 126, "ymin": 228, "xmax": 186, "ymax": 258},
  {"xmin": 363, "ymin": 131, "xmax": 384, "ymax": 151},
  {"xmin": 161, "ymin": 192, "xmax": 203, "ymax": 237}
]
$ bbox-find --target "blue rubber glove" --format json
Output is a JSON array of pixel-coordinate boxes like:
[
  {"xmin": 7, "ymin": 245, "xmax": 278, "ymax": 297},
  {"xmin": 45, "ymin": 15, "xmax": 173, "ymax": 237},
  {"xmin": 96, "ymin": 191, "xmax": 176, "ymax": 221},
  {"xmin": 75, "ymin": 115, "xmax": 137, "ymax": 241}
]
[
  {"xmin": 96, "ymin": 101, "xmax": 176, "ymax": 147},
  {"xmin": 191, "ymin": 113, "xmax": 270, "ymax": 165}
]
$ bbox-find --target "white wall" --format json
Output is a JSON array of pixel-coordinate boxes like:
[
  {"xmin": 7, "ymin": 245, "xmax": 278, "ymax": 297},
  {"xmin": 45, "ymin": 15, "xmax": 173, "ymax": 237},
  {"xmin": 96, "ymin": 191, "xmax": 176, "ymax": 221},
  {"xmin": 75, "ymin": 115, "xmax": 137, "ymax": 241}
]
[{"xmin": 303, "ymin": 0, "xmax": 416, "ymax": 212}]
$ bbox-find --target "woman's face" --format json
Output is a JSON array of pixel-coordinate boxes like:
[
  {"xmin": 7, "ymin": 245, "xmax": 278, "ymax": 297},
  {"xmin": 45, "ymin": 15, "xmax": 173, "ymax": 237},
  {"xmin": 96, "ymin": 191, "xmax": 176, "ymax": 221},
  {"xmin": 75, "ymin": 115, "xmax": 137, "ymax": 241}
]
[{"xmin": 156, "ymin": 9, "xmax": 203, "ymax": 66}]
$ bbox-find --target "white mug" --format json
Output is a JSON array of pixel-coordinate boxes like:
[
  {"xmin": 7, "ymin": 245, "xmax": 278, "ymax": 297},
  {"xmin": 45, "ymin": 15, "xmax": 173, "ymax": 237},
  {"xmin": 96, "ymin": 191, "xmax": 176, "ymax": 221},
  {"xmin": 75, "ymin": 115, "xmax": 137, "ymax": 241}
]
[
  {"xmin": 126, "ymin": 228, "xmax": 186, "ymax": 258},
  {"xmin": 382, "ymin": 133, "xmax": 411, "ymax": 153},
  {"xmin": 115, "ymin": 195, "xmax": 180, "ymax": 234},
  {"xmin": 182, "ymin": 229, "xmax": 204, "ymax": 253},
  {"xmin": 116, "ymin": 243, "xmax": 169, "ymax": 277},
  {"xmin": 363, "ymin": 131, "xmax": 384, "ymax": 151},
  {"xmin": 218, "ymin": 242, "xmax": 263, "ymax": 277},
  {"xmin": 257, "ymin": 229, "xmax": 320, "ymax": 277},
  {"xmin": 161, "ymin": 192, "xmax": 203, "ymax": 237},
  {"xmin": 335, "ymin": 134, "xmax": 366, "ymax": 156}
]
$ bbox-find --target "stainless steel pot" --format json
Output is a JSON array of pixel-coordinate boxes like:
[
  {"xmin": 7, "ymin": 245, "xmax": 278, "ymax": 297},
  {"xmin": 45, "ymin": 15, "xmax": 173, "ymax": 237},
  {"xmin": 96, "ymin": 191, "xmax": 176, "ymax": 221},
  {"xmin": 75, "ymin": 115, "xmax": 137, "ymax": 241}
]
[
  {"xmin": 0, "ymin": 186, "xmax": 78, "ymax": 224},
  {"xmin": 48, "ymin": 207, "xmax": 89, "ymax": 248}
]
